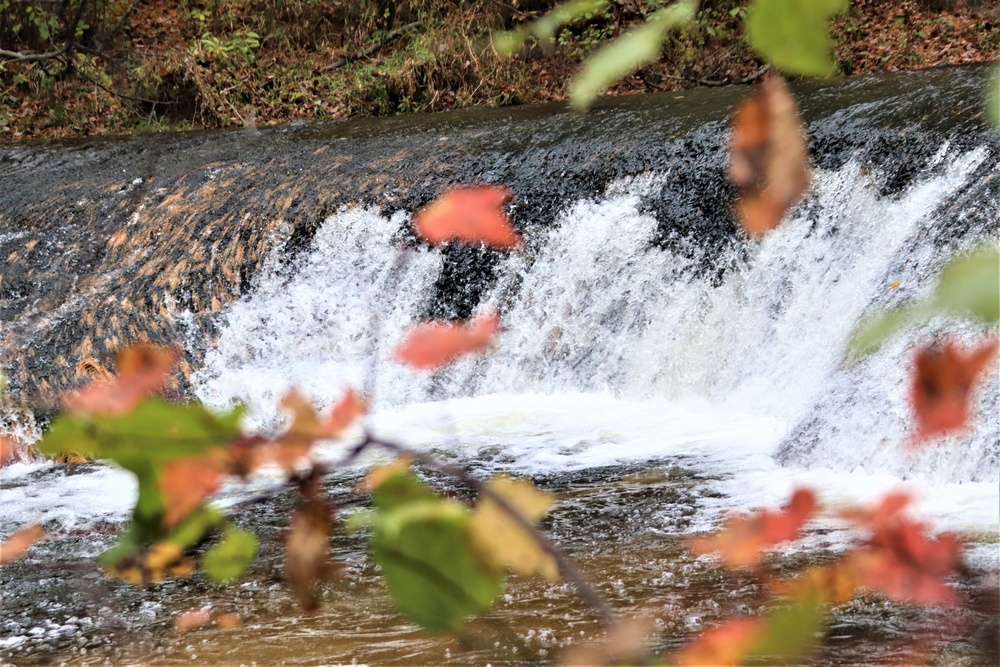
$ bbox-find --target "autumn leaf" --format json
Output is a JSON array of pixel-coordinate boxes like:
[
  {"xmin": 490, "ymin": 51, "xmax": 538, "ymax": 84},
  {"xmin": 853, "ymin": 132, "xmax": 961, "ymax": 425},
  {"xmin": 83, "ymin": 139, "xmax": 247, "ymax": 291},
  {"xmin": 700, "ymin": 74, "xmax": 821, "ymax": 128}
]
[
  {"xmin": 0, "ymin": 435, "xmax": 17, "ymax": 465},
  {"xmin": 412, "ymin": 185, "xmax": 521, "ymax": 248},
  {"xmin": 690, "ymin": 488, "xmax": 816, "ymax": 568},
  {"xmin": 159, "ymin": 454, "xmax": 228, "ymax": 529},
  {"xmin": 285, "ymin": 470, "xmax": 339, "ymax": 612},
  {"xmin": 0, "ymin": 525, "xmax": 45, "ymax": 565},
  {"xmin": 469, "ymin": 476, "xmax": 558, "ymax": 580},
  {"xmin": 63, "ymin": 344, "xmax": 180, "ymax": 415},
  {"xmin": 839, "ymin": 491, "xmax": 964, "ymax": 605},
  {"xmin": 394, "ymin": 311, "xmax": 500, "ymax": 371},
  {"xmin": 674, "ymin": 617, "xmax": 764, "ymax": 667},
  {"xmin": 174, "ymin": 608, "xmax": 212, "ymax": 633},
  {"xmin": 909, "ymin": 338, "xmax": 998, "ymax": 444},
  {"xmin": 255, "ymin": 388, "xmax": 366, "ymax": 475},
  {"xmin": 730, "ymin": 75, "xmax": 811, "ymax": 237},
  {"xmin": 272, "ymin": 390, "xmax": 323, "ymax": 473},
  {"xmin": 675, "ymin": 598, "xmax": 823, "ymax": 667},
  {"xmin": 324, "ymin": 387, "xmax": 366, "ymax": 436}
]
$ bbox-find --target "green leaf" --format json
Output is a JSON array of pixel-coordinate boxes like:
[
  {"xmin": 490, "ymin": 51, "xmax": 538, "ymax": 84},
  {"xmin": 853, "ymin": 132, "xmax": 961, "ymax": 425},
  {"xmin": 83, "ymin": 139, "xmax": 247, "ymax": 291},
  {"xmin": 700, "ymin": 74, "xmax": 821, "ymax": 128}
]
[
  {"xmin": 848, "ymin": 242, "xmax": 999, "ymax": 359},
  {"xmin": 746, "ymin": 0, "xmax": 848, "ymax": 77},
  {"xmin": 372, "ymin": 500, "xmax": 505, "ymax": 632},
  {"xmin": 988, "ymin": 62, "xmax": 1000, "ymax": 130},
  {"xmin": 746, "ymin": 596, "xmax": 824, "ymax": 663},
  {"xmin": 39, "ymin": 398, "xmax": 244, "ymax": 471},
  {"xmin": 569, "ymin": 0, "xmax": 695, "ymax": 110},
  {"xmin": 203, "ymin": 524, "xmax": 258, "ymax": 584},
  {"xmin": 372, "ymin": 469, "xmax": 442, "ymax": 512},
  {"xmin": 848, "ymin": 301, "xmax": 928, "ymax": 361},
  {"xmin": 933, "ymin": 243, "xmax": 1000, "ymax": 322}
]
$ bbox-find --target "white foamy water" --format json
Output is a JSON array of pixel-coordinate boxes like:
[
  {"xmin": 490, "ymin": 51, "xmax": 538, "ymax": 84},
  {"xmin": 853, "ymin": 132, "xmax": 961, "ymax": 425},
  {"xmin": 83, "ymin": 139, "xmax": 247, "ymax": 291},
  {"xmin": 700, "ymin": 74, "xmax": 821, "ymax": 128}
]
[
  {"xmin": 2, "ymin": 146, "xmax": 996, "ymax": 548},
  {"xmin": 182, "ymin": 146, "xmax": 996, "ymax": 533}
]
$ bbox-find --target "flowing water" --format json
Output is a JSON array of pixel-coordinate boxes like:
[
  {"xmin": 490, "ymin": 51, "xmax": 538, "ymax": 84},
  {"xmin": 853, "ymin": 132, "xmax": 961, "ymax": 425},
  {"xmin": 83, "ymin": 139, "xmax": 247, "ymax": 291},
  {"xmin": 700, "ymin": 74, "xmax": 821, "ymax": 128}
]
[{"xmin": 1, "ymin": 65, "xmax": 998, "ymax": 665}]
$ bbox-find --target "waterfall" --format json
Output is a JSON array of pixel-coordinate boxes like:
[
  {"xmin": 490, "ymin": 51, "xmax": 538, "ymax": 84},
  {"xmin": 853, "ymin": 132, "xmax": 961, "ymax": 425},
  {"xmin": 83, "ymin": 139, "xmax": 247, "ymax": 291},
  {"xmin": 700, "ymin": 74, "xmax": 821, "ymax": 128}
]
[{"xmin": 191, "ymin": 142, "xmax": 998, "ymax": 484}]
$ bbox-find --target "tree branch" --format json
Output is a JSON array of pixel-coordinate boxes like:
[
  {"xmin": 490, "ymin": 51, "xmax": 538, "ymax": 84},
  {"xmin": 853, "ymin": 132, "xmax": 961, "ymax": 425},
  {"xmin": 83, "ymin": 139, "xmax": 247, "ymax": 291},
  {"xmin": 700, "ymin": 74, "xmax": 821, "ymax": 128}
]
[
  {"xmin": 359, "ymin": 432, "xmax": 618, "ymax": 626},
  {"xmin": 0, "ymin": 43, "xmax": 72, "ymax": 62}
]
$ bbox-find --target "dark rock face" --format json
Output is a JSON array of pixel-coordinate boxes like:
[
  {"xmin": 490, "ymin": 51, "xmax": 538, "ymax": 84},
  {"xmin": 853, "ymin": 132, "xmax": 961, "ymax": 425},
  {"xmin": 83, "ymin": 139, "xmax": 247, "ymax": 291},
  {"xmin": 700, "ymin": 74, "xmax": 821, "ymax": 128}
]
[{"xmin": 1, "ymin": 64, "xmax": 996, "ymax": 408}]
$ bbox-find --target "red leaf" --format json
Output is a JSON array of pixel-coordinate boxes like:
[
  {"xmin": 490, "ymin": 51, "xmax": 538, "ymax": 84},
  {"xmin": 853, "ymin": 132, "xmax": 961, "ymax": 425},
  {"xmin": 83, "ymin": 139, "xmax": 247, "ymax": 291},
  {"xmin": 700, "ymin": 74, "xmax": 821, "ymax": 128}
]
[
  {"xmin": 63, "ymin": 344, "xmax": 180, "ymax": 415},
  {"xmin": 910, "ymin": 338, "xmax": 997, "ymax": 443},
  {"xmin": 841, "ymin": 491, "xmax": 964, "ymax": 606},
  {"xmin": 690, "ymin": 488, "xmax": 817, "ymax": 568},
  {"xmin": 412, "ymin": 185, "xmax": 521, "ymax": 248},
  {"xmin": 0, "ymin": 524, "xmax": 45, "ymax": 566},
  {"xmin": 394, "ymin": 311, "xmax": 500, "ymax": 371},
  {"xmin": 159, "ymin": 455, "xmax": 228, "ymax": 529},
  {"xmin": 730, "ymin": 75, "xmax": 811, "ymax": 237}
]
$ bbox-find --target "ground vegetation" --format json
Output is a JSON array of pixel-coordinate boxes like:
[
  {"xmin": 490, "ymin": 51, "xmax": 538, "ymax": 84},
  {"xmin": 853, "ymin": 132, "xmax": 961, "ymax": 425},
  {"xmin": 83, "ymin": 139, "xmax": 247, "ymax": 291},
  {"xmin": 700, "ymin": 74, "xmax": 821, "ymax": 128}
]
[{"xmin": 0, "ymin": 0, "xmax": 997, "ymax": 140}]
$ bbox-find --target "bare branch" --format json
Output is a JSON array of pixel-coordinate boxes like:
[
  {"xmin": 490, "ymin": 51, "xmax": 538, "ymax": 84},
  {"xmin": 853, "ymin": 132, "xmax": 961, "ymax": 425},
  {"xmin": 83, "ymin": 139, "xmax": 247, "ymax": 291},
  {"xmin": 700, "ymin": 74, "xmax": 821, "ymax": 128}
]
[{"xmin": 0, "ymin": 43, "xmax": 72, "ymax": 62}]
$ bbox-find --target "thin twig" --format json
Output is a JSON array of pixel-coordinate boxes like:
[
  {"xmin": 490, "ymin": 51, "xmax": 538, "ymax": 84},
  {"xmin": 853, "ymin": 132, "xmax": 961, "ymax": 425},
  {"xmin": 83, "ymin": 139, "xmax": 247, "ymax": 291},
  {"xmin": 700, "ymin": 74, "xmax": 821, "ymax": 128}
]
[
  {"xmin": 663, "ymin": 63, "xmax": 771, "ymax": 87},
  {"xmin": 322, "ymin": 21, "xmax": 421, "ymax": 72},
  {"xmin": 360, "ymin": 432, "xmax": 618, "ymax": 626},
  {"xmin": 71, "ymin": 65, "xmax": 181, "ymax": 106}
]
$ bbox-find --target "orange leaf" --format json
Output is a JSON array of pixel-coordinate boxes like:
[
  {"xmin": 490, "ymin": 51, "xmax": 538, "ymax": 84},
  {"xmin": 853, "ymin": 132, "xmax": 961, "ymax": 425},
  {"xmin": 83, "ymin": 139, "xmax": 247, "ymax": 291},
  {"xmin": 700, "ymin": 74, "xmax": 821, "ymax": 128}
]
[
  {"xmin": 690, "ymin": 488, "xmax": 817, "ymax": 568},
  {"xmin": 159, "ymin": 455, "xmax": 228, "ymax": 529},
  {"xmin": 412, "ymin": 185, "xmax": 521, "ymax": 248},
  {"xmin": 674, "ymin": 617, "xmax": 764, "ymax": 667},
  {"xmin": 0, "ymin": 524, "xmax": 45, "ymax": 565},
  {"xmin": 393, "ymin": 311, "xmax": 500, "ymax": 371},
  {"xmin": 909, "ymin": 338, "xmax": 997, "ymax": 444},
  {"xmin": 322, "ymin": 387, "xmax": 366, "ymax": 437},
  {"xmin": 730, "ymin": 75, "xmax": 811, "ymax": 237},
  {"xmin": 174, "ymin": 608, "xmax": 212, "ymax": 633},
  {"xmin": 63, "ymin": 344, "xmax": 180, "ymax": 415},
  {"xmin": 0, "ymin": 436, "xmax": 17, "ymax": 465}
]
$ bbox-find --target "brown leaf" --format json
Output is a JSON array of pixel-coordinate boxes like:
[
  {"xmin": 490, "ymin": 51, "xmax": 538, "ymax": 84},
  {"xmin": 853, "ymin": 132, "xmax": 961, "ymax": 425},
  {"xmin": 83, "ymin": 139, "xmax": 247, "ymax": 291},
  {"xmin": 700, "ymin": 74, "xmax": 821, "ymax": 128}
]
[
  {"xmin": 159, "ymin": 454, "xmax": 228, "ymax": 529},
  {"xmin": 0, "ymin": 525, "xmax": 45, "ymax": 565},
  {"xmin": 394, "ymin": 311, "xmax": 500, "ymax": 371},
  {"xmin": 284, "ymin": 471, "xmax": 339, "ymax": 612},
  {"xmin": 910, "ymin": 337, "xmax": 998, "ymax": 444},
  {"xmin": 413, "ymin": 185, "xmax": 521, "ymax": 248},
  {"xmin": 63, "ymin": 344, "xmax": 180, "ymax": 415},
  {"xmin": 690, "ymin": 488, "xmax": 817, "ymax": 568},
  {"xmin": 730, "ymin": 75, "xmax": 811, "ymax": 237}
]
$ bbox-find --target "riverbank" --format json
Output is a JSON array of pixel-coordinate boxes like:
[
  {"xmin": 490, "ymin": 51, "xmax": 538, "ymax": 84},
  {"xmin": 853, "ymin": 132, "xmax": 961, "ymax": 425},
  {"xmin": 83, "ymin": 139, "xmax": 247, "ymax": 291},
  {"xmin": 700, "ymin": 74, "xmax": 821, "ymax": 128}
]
[{"xmin": 1, "ymin": 0, "xmax": 998, "ymax": 141}]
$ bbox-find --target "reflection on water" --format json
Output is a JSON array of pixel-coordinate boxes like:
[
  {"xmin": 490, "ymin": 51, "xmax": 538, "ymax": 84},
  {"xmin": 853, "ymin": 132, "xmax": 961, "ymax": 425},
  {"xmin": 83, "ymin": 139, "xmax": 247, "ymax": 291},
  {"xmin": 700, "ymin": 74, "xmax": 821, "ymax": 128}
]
[{"xmin": 2, "ymin": 459, "xmax": 996, "ymax": 666}]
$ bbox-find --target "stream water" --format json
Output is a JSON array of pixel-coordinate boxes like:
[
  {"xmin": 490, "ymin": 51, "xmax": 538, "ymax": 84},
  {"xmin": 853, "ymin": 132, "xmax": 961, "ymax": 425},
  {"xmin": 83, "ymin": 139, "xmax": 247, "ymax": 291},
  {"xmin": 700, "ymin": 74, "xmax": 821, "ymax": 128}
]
[{"xmin": 1, "ymin": 65, "xmax": 998, "ymax": 665}]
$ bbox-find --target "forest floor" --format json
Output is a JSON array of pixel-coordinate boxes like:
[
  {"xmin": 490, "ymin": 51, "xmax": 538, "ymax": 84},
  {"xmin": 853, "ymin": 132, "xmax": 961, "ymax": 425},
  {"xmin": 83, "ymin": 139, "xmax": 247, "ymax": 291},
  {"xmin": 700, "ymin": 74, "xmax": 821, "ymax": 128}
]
[{"xmin": 0, "ymin": 0, "xmax": 998, "ymax": 141}]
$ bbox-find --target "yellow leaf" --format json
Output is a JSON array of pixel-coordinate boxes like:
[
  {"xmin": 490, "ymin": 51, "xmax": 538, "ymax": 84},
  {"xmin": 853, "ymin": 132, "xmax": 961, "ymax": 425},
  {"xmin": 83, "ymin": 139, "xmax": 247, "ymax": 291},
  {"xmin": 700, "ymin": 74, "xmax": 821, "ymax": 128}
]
[{"xmin": 469, "ymin": 476, "xmax": 558, "ymax": 580}]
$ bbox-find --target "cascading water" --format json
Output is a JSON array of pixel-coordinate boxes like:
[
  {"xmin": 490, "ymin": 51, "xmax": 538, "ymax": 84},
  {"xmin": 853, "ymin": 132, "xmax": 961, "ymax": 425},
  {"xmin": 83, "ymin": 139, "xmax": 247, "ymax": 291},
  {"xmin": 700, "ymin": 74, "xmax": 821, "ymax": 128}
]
[{"xmin": 191, "ymin": 143, "xmax": 998, "ymax": 490}]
